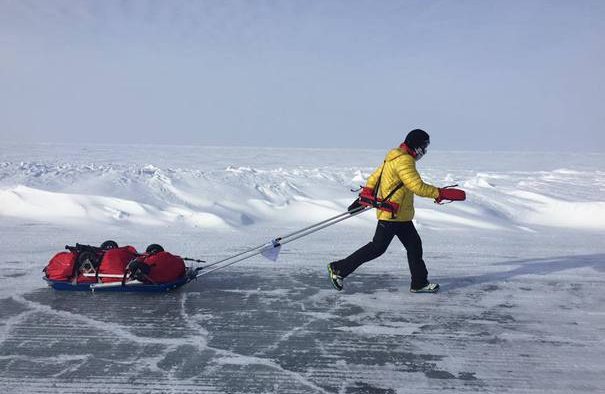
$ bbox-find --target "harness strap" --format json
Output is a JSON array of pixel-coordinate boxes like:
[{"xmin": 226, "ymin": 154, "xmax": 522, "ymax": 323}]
[
  {"xmin": 372, "ymin": 160, "xmax": 404, "ymax": 218},
  {"xmin": 372, "ymin": 161, "xmax": 385, "ymax": 200},
  {"xmin": 383, "ymin": 182, "xmax": 403, "ymax": 202}
]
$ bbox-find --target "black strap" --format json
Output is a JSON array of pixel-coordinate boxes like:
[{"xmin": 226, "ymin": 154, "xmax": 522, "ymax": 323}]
[
  {"xmin": 372, "ymin": 161, "xmax": 385, "ymax": 200},
  {"xmin": 383, "ymin": 182, "xmax": 403, "ymax": 202},
  {"xmin": 373, "ymin": 161, "xmax": 403, "ymax": 205},
  {"xmin": 370, "ymin": 159, "xmax": 405, "ymax": 218},
  {"xmin": 382, "ymin": 182, "xmax": 403, "ymax": 219}
]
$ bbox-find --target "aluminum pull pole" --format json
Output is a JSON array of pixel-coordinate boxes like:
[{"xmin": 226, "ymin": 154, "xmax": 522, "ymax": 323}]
[
  {"xmin": 199, "ymin": 243, "xmax": 269, "ymax": 270},
  {"xmin": 195, "ymin": 206, "xmax": 369, "ymax": 278},
  {"xmin": 278, "ymin": 207, "xmax": 369, "ymax": 246},
  {"xmin": 198, "ymin": 207, "xmax": 366, "ymax": 271},
  {"xmin": 276, "ymin": 210, "xmax": 355, "ymax": 241}
]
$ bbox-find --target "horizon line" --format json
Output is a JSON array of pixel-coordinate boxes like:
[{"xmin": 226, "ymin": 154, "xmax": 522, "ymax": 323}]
[{"xmin": 1, "ymin": 140, "xmax": 604, "ymax": 155}]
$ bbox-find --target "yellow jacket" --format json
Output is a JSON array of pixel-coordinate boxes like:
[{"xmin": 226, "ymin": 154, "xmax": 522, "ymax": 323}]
[{"xmin": 366, "ymin": 147, "xmax": 439, "ymax": 222}]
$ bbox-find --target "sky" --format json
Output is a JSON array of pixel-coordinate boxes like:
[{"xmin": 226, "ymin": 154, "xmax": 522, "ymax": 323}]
[{"xmin": 0, "ymin": 0, "xmax": 604, "ymax": 151}]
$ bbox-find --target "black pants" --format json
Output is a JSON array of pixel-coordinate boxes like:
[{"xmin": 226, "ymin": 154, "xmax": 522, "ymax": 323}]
[{"xmin": 331, "ymin": 220, "xmax": 429, "ymax": 290}]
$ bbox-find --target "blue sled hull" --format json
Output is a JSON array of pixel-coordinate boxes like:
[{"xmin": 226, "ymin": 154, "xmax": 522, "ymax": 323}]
[{"xmin": 43, "ymin": 276, "xmax": 192, "ymax": 293}]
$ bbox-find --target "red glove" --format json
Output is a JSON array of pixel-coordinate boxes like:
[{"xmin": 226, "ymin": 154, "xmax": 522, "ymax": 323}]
[
  {"xmin": 360, "ymin": 187, "xmax": 373, "ymax": 197},
  {"xmin": 436, "ymin": 187, "xmax": 466, "ymax": 204},
  {"xmin": 358, "ymin": 187, "xmax": 375, "ymax": 207}
]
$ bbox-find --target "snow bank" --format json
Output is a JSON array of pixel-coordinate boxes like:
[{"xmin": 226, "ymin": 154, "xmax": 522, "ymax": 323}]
[
  {"xmin": 0, "ymin": 185, "xmax": 228, "ymax": 228},
  {"xmin": 506, "ymin": 190, "xmax": 605, "ymax": 230},
  {"xmin": 0, "ymin": 145, "xmax": 603, "ymax": 232}
]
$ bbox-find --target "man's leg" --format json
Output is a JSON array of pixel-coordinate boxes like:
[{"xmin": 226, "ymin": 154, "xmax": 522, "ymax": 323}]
[
  {"xmin": 331, "ymin": 221, "xmax": 395, "ymax": 278},
  {"xmin": 395, "ymin": 221, "xmax": 429, "ymax": 290}
]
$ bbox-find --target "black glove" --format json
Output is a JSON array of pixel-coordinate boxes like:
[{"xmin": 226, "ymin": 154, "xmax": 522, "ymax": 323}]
[{"xmin": 348, "ymin": 199, "xmax": 362, "ymax": 212}]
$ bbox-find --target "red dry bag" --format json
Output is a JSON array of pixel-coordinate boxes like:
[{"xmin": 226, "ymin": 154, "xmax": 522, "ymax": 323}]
[
  {"xmin": 142, "ymin": 252, "xmax": 186, "ymax": 283},
  {"xmin": 97, "ymin": 246, "xmax": 138, "ymax": 283},
  {"xmin": 44, "ymin": 252, "xmax": 77, "ymax": 281}
]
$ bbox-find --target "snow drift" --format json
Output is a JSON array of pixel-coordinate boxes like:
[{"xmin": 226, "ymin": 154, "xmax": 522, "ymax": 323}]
[{"xmin": 0, "ymin": 145, "xmax": 603, "ymax": 232}]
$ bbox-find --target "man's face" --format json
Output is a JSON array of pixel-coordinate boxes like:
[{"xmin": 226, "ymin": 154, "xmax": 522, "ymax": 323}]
[{"xmin": 414, "ymin": 140, "xmax": 430, "ymax": 160}]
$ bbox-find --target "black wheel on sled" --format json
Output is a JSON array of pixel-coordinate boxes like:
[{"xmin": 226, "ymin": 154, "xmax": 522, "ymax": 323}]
[
  {"xmin": 146, "ymin": 244, "xmax": 164, "ymax": 255},
  {"xmin": 100, "ymin": 240, "xmax": 119, "ymax": 250}
]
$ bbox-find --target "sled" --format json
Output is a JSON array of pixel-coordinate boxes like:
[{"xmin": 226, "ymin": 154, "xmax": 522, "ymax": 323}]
[
  {"xmin": 43, "ymin": 241, "xmax": 204, "ymax": 293},
  {"xmin": 43, "ymin": 268, "xmax": 199, "ymax": 293}
]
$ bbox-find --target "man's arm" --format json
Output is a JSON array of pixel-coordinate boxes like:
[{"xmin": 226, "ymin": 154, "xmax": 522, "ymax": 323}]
[{"xmin": 396, "ymin": 156, "xmax": 439, "ymax": 199}]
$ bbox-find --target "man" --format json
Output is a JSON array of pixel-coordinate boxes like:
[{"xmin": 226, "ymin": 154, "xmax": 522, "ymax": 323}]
[{"xmin": 327, "ymin": 129, "xmax": 465, "ymax": 293}]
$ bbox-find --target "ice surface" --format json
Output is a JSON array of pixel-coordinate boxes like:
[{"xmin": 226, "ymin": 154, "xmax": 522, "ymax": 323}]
[{"xmin": 1, "ymin": 143, "xmax": 604, "ymax": 393}]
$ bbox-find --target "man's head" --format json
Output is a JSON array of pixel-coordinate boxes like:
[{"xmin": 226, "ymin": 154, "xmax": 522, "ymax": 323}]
[{"xmin": 404, "ymin": 129, "xmax": 430, "ymax": 160}]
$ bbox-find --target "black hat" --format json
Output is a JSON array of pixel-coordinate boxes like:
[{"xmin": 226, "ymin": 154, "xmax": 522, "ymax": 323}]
[{"xmin": 404, "ymin": 129, "xmax": 430, "ymax": 150}]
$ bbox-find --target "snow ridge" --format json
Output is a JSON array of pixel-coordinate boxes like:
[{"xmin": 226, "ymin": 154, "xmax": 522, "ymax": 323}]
[{"xmin": 1, "ymin": 146, "xmax": 604, "ymax": 231}]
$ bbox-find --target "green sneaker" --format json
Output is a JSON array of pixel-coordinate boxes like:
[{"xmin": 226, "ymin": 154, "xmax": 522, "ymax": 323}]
[
  {"xmin": 410, "ymin": 283, "xmax": 440, "ymax": 293},
  {"xmin": 327, "ymin": 263, "xmax": 343, "ymax": 291}
]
